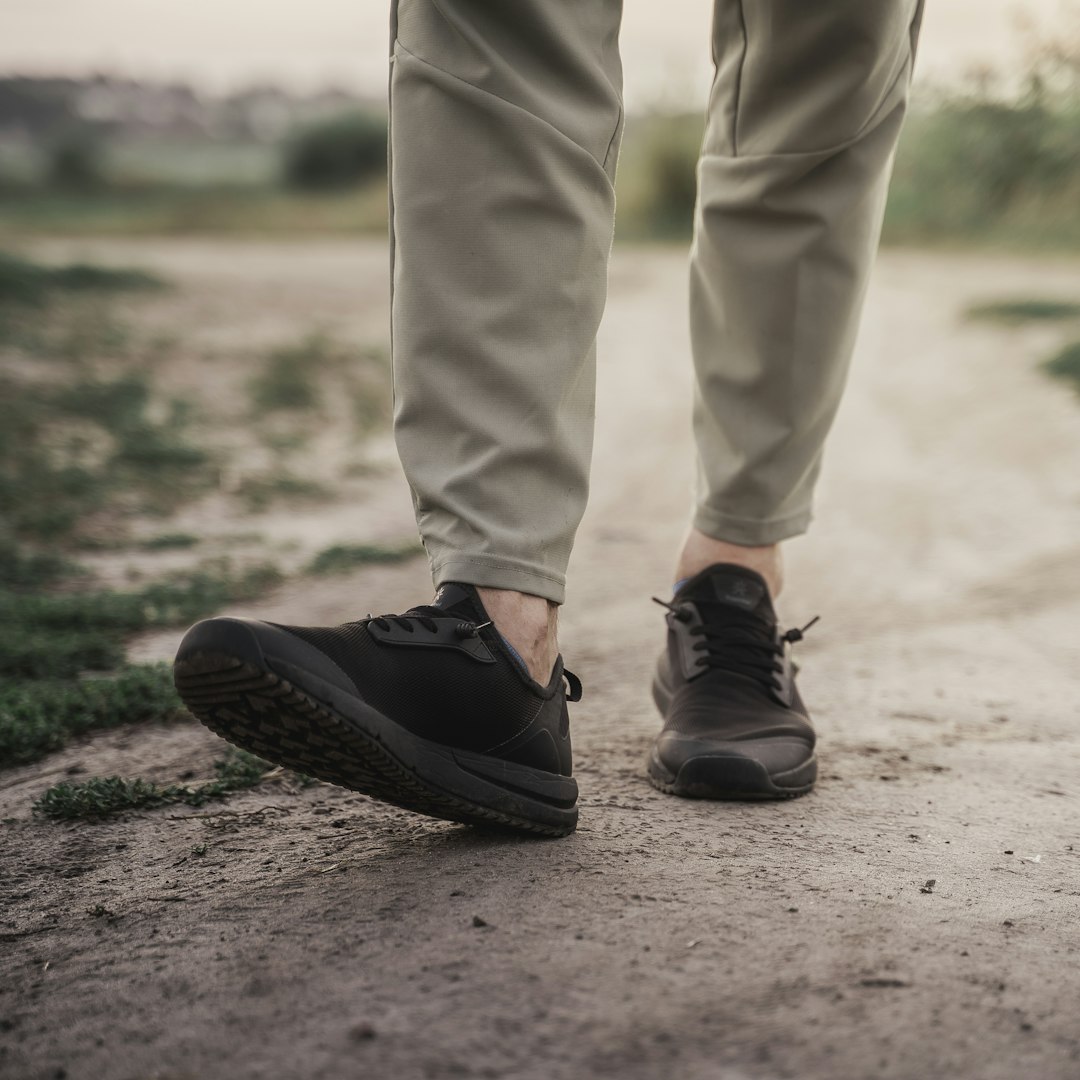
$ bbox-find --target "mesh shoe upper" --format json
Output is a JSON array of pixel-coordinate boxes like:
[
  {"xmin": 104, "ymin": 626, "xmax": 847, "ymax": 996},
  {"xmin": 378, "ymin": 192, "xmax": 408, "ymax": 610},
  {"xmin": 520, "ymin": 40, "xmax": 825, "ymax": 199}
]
[{"xmin": 272, "ymin": 583, "xmax": 574, "ymax": 775}]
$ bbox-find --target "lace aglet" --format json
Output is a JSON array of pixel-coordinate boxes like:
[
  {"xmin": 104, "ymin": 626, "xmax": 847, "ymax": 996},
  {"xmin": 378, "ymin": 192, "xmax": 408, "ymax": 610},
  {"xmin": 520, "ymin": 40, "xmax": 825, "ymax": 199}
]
[{"xmin": 783, "ymin": 615, "xmax": 820, "ymax": 645}]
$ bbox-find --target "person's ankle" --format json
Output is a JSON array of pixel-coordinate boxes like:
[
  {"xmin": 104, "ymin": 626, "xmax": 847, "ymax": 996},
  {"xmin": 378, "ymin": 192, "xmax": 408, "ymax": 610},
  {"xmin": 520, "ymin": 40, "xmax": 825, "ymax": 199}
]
[
  {"xmin": 675, "ymin": 529, "xmax": 784, "ymax": 599},
  {"xmin": 475, "ymin": 587, "xmax": 559, "ymax": 684}
]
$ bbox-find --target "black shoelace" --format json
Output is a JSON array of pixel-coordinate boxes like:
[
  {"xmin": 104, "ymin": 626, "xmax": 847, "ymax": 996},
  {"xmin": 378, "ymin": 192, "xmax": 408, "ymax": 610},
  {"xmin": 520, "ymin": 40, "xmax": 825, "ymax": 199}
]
[
  {"xmin": 365, "ymin": 607, "xmax": 582, "ymax": 701},
  {"xmin": 366, "ymin": 606, "xmax": 492, "ymax": 639},
  {"xmin": 653, "ymin": 596, "xmax": 818, "ymax": 690}
]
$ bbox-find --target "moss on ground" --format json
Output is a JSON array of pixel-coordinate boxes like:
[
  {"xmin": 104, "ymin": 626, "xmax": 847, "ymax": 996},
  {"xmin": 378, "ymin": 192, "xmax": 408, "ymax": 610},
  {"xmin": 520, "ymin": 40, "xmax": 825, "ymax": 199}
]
[
  {"xmin": 967, "ymin": 299, "xmax": 1080, "ymax": 323},
  {"xmin": 33, "ymin": 749, "xmax": 274, "ymax": 819},
  {"xmin": 0, "ymin": 250, "xmax": 164, "ymax": 307},
  {"xmin": 1042, "ymin": 341, "xmax": 1080, "ymax": 395},
  {"xmin": 0, "ymin": 664, "xmax": 181, "ymax": 767},
  {"xmin": 0, "ymin": 560, "xmax": 283, "ymax": 766},
  {"xmin": 0, "ymin": 251, "xmax": 389, "ymax": 816},
  {"xmin": 306, "ymin": 541, "xmax": 421, "ymax": 575}
]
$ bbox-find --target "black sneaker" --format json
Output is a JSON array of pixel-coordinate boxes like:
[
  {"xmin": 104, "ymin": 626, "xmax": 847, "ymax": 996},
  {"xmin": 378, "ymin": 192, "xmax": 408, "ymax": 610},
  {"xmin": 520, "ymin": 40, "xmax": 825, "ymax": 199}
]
[
  {"xmin": 173, "ymin": 583, "xmax": 580, "ymax": 836},
  {"xmin": 648, "ymin": 564, "xmax": 817, "ymax": 799}
]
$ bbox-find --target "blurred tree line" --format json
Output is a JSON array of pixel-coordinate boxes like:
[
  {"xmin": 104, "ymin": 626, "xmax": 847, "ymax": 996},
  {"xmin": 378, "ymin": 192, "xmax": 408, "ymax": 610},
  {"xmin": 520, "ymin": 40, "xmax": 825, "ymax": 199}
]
[
  {"xmin": 0, "ymin": 76, "xmax": 385, "ymax": 193},
  {"xmin": 617, "ymin": 43, "xmax": 1080, "ymax": 248},
  {"xmin": 2, "ymin": 43, "xmax": 1080, "ymax": 249}
]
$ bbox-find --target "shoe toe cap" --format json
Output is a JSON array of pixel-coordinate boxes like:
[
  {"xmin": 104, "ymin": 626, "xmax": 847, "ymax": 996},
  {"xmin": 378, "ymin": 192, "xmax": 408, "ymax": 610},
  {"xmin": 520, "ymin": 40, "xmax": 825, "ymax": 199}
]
[
  {"xmin": 176, "ymin": 616, "xmax": 266, "ymax": 665},
  {"xmin": 651, "ymin": 731, "xmax": 816, "ymax": 797},
  {"xmin": 175, "ymin": 616, "xmax": 358, "ymax": 697},
  {"xmin": 655, "ymin": 731, "xmax": 813, "ymax": 774}
]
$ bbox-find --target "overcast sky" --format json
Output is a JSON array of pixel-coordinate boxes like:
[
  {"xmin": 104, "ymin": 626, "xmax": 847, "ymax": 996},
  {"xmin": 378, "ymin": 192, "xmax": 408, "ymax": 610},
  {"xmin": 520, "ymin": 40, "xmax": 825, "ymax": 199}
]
[{"xmin": 2, "ymin": 0, "xmax": 1073, "ymax": 107}]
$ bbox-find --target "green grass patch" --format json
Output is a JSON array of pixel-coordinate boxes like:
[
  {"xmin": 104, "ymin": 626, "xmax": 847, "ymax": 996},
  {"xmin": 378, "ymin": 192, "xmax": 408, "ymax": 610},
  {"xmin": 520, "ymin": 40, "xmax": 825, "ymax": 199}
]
[
  {"xmin": 248, "ymin": 335, "xmax": 391, "ymax": 458},
  {"xmin": 33, "ymin": 748, "xmax": 274, "ymax": 820},
  {"xmin": 0, "ymin": 250, "xmax": 165, "ymax": 307},
  {"xmin": 1042, "ymin": 341, "xmax": 1080, "ymax": 395},
  {"xmin": 236, "ymin": 472, "xmax": 334, "ymax": 513},
  {"xmin": 0, "ymin": 296, "xmax": 134, "ymax": 359},
  {"xmin": 249, "ymin": 334, "xmax": 390, "ymax": 424},
  {"xmin": 967, "ymin": 299, "xmax": 1080, "ymax": 323},
  {"xmin": 306, "ymin": 541, "xmax": 421, "ymax": 575},
  {"xmin": 0, "ymin": 248, "xmax": 301, "ymax": 815},
  {"xmin": 1, "ymin": 542, "xmax": 287, "ymax": 812},
  {"xmin": 0, "ymin": 251, "xmax": 218, "ymax": 548},
  {"xmin": 349, "ymin": 345, "xmax": 392, "ymax": 435},
  {"xmin": 0, "ymin": 185, "xmax": 388, "ymax": 239},
  {"xmin": 139, "ymin": 532, "xmax": 200, "ymax": 551},
  {"xmin": 249, "ymin": 334, "xmax": 340, "ymax": 414},
  {"xmin": 0, "ymin": 560, "xmax": 282, "ymax": 681},
  {"xmin": 258, "ymin": 429, "xmax": 311, "ymax": 455},
  {"xmin": 0, "ymin": 371, "xmax": 215, "ymax": 541},
  {"xmin": 0, "ymin": 664, "xmax": 182, "ymax": 767},
  {"xmin": 0, "ymin": 249, "xmax": 165, "ymax": 359},
  {"xmin": 0, "ymin": 538, "xmax": 84, "ymax": 589},
  {"xmin": 54, "ymin": 375, "xmax": 209, "ymax": 472}
]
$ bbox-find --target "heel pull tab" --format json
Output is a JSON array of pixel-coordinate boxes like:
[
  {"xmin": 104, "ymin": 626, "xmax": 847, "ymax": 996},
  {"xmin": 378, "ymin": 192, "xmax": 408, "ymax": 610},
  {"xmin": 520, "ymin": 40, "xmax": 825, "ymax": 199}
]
[{"xmin": 563, "ymin": 669, "xmax": 583, "ymax": 702}]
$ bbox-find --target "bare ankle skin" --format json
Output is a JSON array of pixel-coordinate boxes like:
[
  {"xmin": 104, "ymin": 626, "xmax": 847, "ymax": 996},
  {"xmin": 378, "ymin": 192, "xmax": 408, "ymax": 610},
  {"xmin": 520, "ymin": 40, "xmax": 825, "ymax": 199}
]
[
  {"xmin": 475, "ymin": 587, "xmax": 559, "ymax": 684},
  {"xmin": 675, "ymin": 528, "xmax": 784, "ymax": 599}
]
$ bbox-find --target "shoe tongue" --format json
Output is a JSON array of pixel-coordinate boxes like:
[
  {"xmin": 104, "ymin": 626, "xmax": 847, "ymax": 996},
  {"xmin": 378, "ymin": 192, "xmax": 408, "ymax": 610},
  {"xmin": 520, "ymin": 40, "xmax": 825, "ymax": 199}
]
[
  {"xmin": 675, "ymin": 563, "xmax": 776, "ymax": 623},
  {"xmin": 430, "ymin": 582, "xmax": 489, "ymax": 623}
]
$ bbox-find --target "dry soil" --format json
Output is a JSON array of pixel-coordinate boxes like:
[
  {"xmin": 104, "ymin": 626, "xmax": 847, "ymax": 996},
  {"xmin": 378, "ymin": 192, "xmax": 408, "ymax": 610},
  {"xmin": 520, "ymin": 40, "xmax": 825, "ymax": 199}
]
[{"xmin": 2, "ymin": 240, "xmax": 1079, "ymax": 1080}]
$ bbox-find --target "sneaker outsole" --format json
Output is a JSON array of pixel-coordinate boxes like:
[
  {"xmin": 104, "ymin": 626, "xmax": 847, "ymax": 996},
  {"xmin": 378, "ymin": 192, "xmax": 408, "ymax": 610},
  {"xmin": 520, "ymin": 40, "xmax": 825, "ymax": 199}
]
[{"xmin": 174, "ymin": 649, "xmax": 577, "ymax": 837}]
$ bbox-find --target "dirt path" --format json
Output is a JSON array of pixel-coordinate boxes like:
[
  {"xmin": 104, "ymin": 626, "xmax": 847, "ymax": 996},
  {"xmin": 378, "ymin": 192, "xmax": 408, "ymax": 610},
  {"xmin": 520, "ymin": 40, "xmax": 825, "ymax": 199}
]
[{"xmin": 3, "ymin": 242, "xmax": 1079, "ymax": 1080}]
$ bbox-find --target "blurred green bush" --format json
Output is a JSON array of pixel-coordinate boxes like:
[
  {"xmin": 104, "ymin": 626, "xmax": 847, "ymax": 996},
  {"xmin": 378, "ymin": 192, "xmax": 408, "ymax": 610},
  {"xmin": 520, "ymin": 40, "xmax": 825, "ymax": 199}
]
[
  {"xmin": 615, "ymin": 112, "xmax": 703, "ymax": 240},
  {"xmin": 282, "ymin": 110, "xmax": 387, "ymax": 190},
  {"xmin": 613, "ymin": 50, "xmax": 1080, "ymax": 249},
  {"xmin": 46, "ymin": 127, "xmax": 106, "ymax": 192},
  {"xmin": 882, "ymin": 79, "xmax": 1080, "ymax": 248}
]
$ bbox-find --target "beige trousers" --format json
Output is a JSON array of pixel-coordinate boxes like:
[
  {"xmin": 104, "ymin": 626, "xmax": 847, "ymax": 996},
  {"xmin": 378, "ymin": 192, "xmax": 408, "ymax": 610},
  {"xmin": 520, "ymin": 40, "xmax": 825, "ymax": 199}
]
[{"xmin": 389, "ymin": 0, "xmax": 924, "ymax": 604}]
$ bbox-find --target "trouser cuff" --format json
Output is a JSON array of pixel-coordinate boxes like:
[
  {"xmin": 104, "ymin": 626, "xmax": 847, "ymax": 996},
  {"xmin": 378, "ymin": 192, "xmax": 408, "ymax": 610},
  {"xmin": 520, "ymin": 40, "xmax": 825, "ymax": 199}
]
[
  {"xmin": 693, "ymin": 505, "xmax": 813, "ymax": 547},
  {"xmin": 431, "ymin": 554, "xmax": 566, "ymax": 605}
]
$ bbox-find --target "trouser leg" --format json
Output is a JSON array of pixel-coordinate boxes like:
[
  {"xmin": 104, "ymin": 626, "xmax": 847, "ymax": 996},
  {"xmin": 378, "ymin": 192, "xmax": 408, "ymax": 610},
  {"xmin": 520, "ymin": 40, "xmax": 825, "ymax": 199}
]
[
  {"xmin": 389, "ymin": 0, "xmax": 624, "ymax": 605},
  {"xmin": 690, "ymin": 0, "xmax": 925, "ymax": 544}
]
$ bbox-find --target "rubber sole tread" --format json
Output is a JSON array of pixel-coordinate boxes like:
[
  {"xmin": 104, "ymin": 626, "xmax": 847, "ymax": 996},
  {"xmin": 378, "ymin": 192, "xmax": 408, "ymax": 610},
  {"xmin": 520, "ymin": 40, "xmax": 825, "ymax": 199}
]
[{"xmin": 645, "ymin": 773, "xmax": 813, "ymax": 800}]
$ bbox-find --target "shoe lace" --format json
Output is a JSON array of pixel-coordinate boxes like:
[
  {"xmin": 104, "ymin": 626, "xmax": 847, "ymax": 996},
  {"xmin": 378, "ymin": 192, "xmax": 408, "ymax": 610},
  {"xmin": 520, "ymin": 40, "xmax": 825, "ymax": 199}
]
[
  {"xmin": 652, "ymin": 596, "xmax": 819, "ymax": 689},
  {"xmin": 365, "ymin": 608, "xmax": 582, "ymax": 700},
  {"xmin": 365, "ymin": 605, "xmax": 492, "ymax": 639}
]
